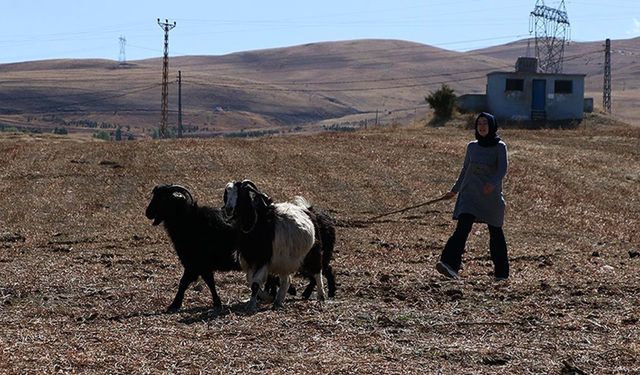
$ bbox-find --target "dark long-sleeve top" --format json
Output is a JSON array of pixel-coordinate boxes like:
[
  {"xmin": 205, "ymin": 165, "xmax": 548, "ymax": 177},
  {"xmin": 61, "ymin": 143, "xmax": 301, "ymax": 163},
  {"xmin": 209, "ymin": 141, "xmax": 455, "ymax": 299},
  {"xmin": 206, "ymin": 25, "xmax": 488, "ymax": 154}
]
[{"xmin": 450, "ymin": 140, "xmax": 508, "ymax": 227}]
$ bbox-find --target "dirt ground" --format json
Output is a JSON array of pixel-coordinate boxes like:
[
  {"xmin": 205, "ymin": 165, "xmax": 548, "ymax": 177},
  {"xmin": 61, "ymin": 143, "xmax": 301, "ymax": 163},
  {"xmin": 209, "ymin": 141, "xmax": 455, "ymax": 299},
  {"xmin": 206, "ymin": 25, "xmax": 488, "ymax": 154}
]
[{"xmin": 0, "ymin": 117, "xmax": 638, "ymax": 374}]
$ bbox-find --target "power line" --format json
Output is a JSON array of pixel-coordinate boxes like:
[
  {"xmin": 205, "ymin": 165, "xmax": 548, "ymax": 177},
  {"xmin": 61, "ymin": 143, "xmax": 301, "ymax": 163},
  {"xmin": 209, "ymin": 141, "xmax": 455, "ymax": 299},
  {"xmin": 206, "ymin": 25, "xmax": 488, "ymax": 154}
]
[
  {"xmin": 178, "ymin": 49, "xmax": 603, "ymax": 92},
  {"xmin": 0, "ymin": 83, "xmax": 163, "ymax": 100},
  {"xmin": 170, "ymin": 37, "xmax": 604, "ymax": 78},
  {"xmin": 26, "ymin": 83, "xmax": 163, "ymax": 114},
  {"xmin": 186, "ymin": 72, "xmax": 489, "ymax": 93},
  {"xmin": 170, "ymin": 48, "xmax": 511, "ymax": 79},
  {"xmin": 2, "ymin": 49, "xmax": 604, "ymax": 108}
]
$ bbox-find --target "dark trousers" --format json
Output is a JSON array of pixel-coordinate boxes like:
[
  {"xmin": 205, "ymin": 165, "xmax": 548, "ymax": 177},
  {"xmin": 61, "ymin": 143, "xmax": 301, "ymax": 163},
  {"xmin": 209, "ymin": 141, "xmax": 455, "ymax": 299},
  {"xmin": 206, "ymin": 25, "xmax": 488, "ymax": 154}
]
[{"xmin": 440, "ymin": 213, "xmax": 509, "ymax": 278}]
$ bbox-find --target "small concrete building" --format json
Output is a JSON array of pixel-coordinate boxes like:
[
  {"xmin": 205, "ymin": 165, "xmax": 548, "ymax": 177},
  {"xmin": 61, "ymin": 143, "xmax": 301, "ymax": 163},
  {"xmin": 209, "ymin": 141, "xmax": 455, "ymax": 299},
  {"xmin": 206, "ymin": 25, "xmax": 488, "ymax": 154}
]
[{"xmin": 458, "ymin": 57, "xmax": 589, "ymax": 121}]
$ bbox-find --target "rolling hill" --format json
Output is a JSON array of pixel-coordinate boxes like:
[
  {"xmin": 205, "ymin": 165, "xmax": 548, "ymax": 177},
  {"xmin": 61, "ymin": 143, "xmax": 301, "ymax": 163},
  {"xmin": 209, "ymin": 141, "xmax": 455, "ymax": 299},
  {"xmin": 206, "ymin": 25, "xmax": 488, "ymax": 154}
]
[{"xmin": 0, "ymin": 37, "xmax": 638, "ymax": 137}]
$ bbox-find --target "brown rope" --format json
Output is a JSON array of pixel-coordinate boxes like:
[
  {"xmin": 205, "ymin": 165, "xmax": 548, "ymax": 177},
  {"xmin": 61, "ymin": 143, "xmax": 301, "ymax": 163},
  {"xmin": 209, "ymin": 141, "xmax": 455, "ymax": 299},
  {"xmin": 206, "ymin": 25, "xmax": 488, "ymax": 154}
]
[{"xmin": 366, "ymin": 195, "xmax": 448, "ymax": 222}]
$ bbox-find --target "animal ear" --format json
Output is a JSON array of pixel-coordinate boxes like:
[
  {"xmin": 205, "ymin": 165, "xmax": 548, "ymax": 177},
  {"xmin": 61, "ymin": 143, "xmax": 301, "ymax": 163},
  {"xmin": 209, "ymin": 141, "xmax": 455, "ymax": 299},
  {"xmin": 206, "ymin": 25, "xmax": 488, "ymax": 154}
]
[
  {"xmin": 248, "ymin": 190, "xmax": 257, "ymax": 206},
  {"xmin": 241, "ymin": 193, "xmax": 258, "ymax": 233},
  {"xmin": 223, "ymin": 189, "xmax": 228, "ymax": 204}
]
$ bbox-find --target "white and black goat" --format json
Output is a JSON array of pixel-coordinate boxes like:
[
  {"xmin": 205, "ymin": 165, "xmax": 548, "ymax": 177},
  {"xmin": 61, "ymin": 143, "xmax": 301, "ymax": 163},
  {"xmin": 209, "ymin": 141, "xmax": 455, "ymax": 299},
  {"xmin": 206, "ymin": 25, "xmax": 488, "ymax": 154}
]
[
  {"xmin": 224, "ymin": 180, "xmax": 337, "ymax": 305},
  {"xmin": 145, "ymin": 184, "xmax": 240, "ymax": 312},
  {"xmin": 223, "ymin": 180, "xmax": 324, "ymax": 310}
]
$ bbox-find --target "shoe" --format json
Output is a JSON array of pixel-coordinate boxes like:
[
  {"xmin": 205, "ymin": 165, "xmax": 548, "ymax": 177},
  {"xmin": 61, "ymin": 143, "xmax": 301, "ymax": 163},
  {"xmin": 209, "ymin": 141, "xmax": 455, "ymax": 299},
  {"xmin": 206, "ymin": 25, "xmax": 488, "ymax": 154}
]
[{"xmin": 436, "ymin": 261, "xmax": 459, "ymax": 279}]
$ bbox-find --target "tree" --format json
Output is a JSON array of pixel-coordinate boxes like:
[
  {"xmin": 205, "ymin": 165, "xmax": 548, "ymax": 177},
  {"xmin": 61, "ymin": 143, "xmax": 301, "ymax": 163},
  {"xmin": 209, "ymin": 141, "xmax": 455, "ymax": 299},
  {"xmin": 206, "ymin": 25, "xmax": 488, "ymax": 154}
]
[{"xmin": 426, "ymin": 84, "xmax": 457, "ymax": 118}]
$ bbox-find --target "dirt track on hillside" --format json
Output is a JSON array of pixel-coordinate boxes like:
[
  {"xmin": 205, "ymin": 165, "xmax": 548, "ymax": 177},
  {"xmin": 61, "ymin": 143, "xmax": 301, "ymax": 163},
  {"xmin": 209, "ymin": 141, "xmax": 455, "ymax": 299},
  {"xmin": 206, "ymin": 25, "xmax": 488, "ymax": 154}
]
[{"xmin": 0, "ymin": 120, "xmax": 639, "ymax": 374}]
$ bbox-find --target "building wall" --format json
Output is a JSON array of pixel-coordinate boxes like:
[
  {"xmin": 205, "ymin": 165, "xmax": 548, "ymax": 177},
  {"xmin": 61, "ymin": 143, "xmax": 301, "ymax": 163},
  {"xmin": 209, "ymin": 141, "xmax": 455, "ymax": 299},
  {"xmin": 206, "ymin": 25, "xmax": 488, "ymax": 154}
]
[
  {"xmin": 584, "ymin": 98, "xmax": 594, "ymax": 113},
  {"xmin": 486, "ymin": 72, "xmax": 585, "ymax": 121},
  {"xmin": 456, "ymin": 94, "xmax": 487, "ymax": 113}
]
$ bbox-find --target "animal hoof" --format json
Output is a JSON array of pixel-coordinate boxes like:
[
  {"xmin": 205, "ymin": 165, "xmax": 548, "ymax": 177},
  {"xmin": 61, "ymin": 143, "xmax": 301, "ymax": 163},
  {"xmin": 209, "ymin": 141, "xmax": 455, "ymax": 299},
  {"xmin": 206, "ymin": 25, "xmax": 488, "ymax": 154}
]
[
  {"xmin": 246, "ymin": 300, "xmax": 258, "ymax": 313},
  {"xmin": 257, "ymin": 290, "xmax": 274, "ymax": 304},
  {"xmin": 302, "ymin": 290, "xmax": 313, "ymax": 299},
  {"xmin": 166, "ymin": 304, "xmax": 180, "ymax": 313},
  {"xmin": 287, "ymin": 285, "xmax": 297, "ymax": 296},
  {"xmin": 272, "ymin": 302, "xmax": 284, "ymax": 310}
]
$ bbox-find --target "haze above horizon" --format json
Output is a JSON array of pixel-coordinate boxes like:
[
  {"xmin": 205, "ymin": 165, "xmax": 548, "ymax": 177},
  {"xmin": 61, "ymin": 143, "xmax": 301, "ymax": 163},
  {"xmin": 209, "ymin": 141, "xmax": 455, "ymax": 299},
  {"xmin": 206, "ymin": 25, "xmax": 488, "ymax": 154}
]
[{"xmin": 2, "ymin": 0, "xmax": 638, "ymax": 64}]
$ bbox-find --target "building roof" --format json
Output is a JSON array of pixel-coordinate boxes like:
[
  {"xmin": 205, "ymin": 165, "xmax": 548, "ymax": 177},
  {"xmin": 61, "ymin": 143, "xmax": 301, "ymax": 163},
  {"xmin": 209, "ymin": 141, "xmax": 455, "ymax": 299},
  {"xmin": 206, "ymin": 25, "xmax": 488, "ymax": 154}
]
[{"xmin": 487, "ymin": 71, "xmax": 586, "ymax": 78}]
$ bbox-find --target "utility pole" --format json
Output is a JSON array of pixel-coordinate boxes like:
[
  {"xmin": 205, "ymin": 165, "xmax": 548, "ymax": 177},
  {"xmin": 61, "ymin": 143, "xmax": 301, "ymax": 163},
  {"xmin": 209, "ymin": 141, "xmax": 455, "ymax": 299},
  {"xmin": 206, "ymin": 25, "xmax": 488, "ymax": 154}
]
[
  {"xmin": 603, "ymin": 38, "xmax": 612, "ymax": 114},
  {"xmin": 177, "ymin": 70, "xmax": 183, "ymax": 138},
  {"xmin": 158, "ymin": 18, "xmax": 176, "ymax": 138}
]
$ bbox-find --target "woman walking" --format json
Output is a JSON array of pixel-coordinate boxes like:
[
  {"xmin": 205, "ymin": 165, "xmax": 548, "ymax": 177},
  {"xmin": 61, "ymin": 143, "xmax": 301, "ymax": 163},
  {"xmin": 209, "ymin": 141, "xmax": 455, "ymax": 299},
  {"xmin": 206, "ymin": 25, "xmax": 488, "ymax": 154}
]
[{"xmin": 436, "ymin": 112, "xmax": 509, "ymax": 280}]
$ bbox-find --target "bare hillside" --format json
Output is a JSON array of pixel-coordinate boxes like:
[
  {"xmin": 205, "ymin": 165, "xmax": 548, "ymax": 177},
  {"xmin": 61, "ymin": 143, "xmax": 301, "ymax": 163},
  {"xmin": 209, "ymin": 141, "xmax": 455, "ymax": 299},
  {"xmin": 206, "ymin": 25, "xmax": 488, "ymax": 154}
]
[
  {"xmin": 0, "ymin": 40, "xmax": 505, "ymax": 137},
  {"xmin": 0, "ymin": 38, "xmax": 638, "ymax": 137}
]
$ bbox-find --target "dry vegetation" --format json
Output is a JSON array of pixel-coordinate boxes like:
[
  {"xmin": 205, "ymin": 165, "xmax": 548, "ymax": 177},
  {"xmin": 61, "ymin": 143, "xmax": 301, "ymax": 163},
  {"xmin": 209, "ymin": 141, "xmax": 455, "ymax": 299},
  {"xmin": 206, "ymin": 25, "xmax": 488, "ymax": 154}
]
[{"xmin": 0, "ymin": 116, "xmax": 639, "ymax": 374}]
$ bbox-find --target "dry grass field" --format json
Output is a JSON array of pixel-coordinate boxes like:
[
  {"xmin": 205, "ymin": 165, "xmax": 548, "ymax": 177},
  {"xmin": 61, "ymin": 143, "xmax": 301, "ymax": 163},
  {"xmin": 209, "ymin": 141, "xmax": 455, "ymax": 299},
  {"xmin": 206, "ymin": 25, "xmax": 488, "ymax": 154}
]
[{"xmin": 0, "ymin": 115, "xmax": 639, "ymax": 374}]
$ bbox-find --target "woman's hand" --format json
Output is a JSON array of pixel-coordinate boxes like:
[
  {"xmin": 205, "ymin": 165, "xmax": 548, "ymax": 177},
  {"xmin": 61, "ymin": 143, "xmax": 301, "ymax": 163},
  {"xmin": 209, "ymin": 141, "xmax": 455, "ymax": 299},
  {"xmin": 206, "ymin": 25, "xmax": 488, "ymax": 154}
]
[
  {"xmin": 442, "ymin": 191, "xmax": 457, "ymax": 200},
  {"xmin": 482, "ymin": 183, "xmax": 495, "ymax": 195}
]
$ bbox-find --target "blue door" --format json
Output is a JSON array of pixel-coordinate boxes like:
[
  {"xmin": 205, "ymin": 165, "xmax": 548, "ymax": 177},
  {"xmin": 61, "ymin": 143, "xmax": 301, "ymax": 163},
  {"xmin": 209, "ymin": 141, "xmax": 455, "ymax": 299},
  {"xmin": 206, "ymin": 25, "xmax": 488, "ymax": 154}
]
[{"xmin": 532, "ymin": 79, "xmax": 546, "ymax": 111}]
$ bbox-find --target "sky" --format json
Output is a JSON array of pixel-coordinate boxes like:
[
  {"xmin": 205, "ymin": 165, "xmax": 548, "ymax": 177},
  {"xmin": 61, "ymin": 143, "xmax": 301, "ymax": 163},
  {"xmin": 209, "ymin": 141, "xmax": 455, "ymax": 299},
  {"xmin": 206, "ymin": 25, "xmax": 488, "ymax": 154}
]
[{"xmin": 1, "ymin": 0, "xmax": 638, "ymax": 64}]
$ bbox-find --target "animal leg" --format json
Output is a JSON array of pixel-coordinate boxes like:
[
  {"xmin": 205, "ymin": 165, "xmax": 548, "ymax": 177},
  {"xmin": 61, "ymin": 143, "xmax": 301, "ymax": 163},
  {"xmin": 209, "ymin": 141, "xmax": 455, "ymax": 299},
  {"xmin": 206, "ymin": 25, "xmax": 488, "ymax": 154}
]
[
  {"xmin": 274, "ymin": 274, "xmax": 291, "ymax": 309},
  {"xmin": 301, "ymin": 277, "xmax": 316, "ymax": 299},
  {"xmin": 168, "ymin": 270, "xmax": 198, "ymax": 312},
  {"xmin": 264, "ymin": 275, "xmax": 279, "ymax": 298},
  {"xmin": 201, "ymin": 272, "xmax": 222, "ymax": 309},
  {"xmin": 324, "ymin": 265, "xmax": 337, "ymax": 298},
  {"xmin": 247, "ymin": 266, "xmax": 268, "ymax": 312},
  {"xmin": 314, "ymin": 271, "xmax": 326, "ymax": 302}
]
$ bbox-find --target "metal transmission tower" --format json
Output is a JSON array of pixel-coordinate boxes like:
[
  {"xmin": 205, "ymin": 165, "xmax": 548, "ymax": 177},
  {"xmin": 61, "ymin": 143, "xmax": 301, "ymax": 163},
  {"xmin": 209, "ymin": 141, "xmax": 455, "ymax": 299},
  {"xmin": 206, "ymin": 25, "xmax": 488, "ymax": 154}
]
[
  {"xmin": 603, "ymin": 39, "xmax": 612, "ymax": 114},
  {"xmin": 157, "ymin": 18, "xmax": 176, "ymax": 139},
  {"xmin": 118, "ymin": 36, "xmax": 126, "ymax": 65},
  {"xmin": 529, "ymin": 0, "xmax": 570, "ymax": 73}
]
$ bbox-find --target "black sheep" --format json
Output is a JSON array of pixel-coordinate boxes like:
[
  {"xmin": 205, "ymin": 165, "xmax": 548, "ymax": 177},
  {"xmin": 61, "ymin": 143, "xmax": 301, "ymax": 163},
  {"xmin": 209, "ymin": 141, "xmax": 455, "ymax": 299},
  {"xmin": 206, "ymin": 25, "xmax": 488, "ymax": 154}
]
[{"xmin": 145, "ymin": 184, "xmax": 240, "ymax": 311}]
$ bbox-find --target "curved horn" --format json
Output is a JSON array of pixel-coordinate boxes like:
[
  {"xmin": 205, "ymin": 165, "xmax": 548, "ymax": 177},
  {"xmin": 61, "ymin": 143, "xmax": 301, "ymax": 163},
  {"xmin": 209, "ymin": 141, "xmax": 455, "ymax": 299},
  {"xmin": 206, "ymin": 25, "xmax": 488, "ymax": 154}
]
[
  {"xmin": 166, "ymin": 185, "xmax": 194, "ymax": 204},
  {"xmin": 240, "ymin": 179, "xmax": 259, "ymax": 191}
]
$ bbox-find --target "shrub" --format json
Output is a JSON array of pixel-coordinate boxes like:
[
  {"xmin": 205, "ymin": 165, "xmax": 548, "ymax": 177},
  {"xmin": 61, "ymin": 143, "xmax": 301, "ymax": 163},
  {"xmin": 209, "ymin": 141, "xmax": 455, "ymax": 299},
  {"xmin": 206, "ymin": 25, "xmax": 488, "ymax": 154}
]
[
  {"xmin": 426, "ymin": 84, "xmax": 457, "ymax": 118},
  {"xmin": 93, "ymin": 130, "xmax": 110, "ymax": 141}
]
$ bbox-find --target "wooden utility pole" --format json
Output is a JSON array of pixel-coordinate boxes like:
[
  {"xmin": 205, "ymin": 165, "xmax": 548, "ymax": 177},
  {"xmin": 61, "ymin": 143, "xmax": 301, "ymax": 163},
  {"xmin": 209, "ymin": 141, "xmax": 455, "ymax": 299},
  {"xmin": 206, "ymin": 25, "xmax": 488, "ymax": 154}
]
[
  {"xmin": 177, "ymin": 70, "xmax": 183, "ymax": 138},
  {"xmin": 603, "ymin": 38, "xmax": 612, "ymax": 114}
]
